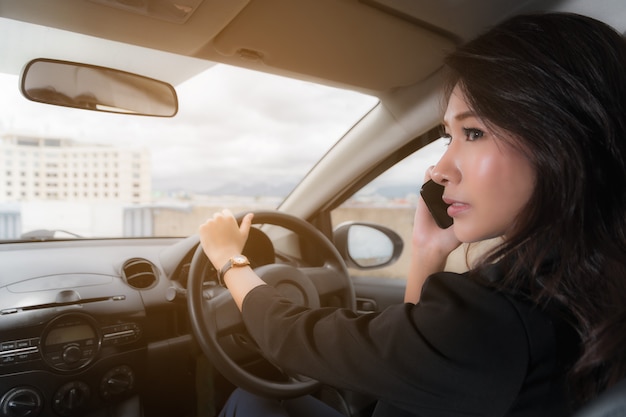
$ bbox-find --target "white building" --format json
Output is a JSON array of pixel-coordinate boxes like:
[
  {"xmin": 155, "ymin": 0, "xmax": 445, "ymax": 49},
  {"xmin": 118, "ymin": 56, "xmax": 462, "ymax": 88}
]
[{"xmin": 0, "ymin": 134, "xmax": 151, "ymax": 203}]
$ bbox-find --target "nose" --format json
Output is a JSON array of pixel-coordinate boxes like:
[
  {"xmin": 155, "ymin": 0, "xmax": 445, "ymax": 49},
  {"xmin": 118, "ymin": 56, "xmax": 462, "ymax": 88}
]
[{"xmin": 430, "ymin": 144, "xmax": 460, "ymax": 186}]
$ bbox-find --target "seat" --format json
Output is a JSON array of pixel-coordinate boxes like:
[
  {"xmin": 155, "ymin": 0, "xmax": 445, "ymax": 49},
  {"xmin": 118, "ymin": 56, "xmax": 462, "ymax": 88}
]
[{"xmin": 572, "ymin": 377, "xmax": 626, "ymax": 417}]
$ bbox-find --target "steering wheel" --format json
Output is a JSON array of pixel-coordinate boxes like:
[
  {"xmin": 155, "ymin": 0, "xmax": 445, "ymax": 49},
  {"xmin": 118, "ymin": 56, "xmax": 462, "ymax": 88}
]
[{"xmin": 187, "ymin": 210, "xmax": 355, "ymax": 399}]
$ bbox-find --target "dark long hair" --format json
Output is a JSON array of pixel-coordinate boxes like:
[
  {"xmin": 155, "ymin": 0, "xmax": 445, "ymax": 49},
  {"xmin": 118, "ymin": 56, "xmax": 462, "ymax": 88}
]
[{"xmin": 444, "ymin": 13, "xmax": 626, "ymax": 404}]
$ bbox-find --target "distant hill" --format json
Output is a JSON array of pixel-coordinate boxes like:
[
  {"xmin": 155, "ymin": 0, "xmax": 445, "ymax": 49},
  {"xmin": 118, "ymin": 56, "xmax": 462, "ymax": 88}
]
[
  {"xmin": 155, "ymin": 178, "xmax": 417, "ymax": 200},
  {"xmin": 370, "ymin": 184, "xmax": 417, "ymax": 199},
  {"xmin": 204, "ymin": 182, "xmax": 296, "ymax": 197}
]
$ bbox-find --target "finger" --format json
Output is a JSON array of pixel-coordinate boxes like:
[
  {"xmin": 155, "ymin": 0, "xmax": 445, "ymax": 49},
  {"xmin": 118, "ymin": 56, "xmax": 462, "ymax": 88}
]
[{"xmin": 423, "ymin": 166, "xmax": 435, "ymax": 182}]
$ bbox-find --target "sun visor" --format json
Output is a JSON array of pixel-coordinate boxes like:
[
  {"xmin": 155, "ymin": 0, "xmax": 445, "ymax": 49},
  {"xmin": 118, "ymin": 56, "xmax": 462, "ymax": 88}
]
[{"xmin": 207, "ymin": 0, "xmax": 455, "ymax": 92}]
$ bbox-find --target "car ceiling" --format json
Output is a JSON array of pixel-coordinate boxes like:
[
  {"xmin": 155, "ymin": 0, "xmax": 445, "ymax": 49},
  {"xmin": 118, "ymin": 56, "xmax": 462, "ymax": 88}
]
[{"xmin": 4, "ymin": 0, "xmax": 624, "ymax": 98}]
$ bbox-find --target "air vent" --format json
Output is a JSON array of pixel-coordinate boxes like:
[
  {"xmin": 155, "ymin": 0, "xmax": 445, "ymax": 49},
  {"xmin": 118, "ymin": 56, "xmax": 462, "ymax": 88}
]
[{"xmin": 122, "ymin": 258, "xmax": 158, "ymax": 289}]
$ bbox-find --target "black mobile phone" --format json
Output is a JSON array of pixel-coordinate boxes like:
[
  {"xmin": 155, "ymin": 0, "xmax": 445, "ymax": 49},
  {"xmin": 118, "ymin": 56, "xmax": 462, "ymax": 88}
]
[{"xmin": 419, "ymin": 179, "xmax": 453, "ymax": 229}]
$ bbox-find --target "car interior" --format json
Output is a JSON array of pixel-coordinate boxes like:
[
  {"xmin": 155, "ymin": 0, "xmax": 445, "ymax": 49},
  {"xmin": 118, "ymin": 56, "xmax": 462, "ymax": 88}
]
[{"xmin": 1, "ymin": 0, "xmax": 626, "ymax": 416}]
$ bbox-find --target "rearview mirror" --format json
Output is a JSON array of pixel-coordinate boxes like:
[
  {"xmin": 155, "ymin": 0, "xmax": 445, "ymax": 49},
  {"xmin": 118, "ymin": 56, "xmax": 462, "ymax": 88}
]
[{"xmin": 20, "ymin": 58, "xmax": 178, "ymax": 117}]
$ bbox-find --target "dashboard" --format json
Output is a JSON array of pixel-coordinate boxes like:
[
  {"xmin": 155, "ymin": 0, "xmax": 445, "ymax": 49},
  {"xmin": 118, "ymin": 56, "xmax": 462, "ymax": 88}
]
[{"xmin": 0, "ymin": 231, "xmax": 274, "ymax": 417}]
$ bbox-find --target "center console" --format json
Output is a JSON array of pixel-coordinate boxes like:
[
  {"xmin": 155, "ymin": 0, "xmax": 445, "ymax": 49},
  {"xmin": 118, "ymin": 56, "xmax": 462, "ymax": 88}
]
[{"xmin": 0, "ymin": 277, "xmax": 147, "ymax": 417}]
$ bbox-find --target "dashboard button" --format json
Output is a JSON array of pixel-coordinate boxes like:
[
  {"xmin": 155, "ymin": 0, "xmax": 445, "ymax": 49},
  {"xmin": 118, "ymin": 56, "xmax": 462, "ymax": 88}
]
[
  {"xmin": 0, "ymin": 354, "xmax": 16, "ymax": 365},
  {"xmin": 16, "ymin": 339, "xmax": 30, "ymax": 349},
  {"xmin": 1, "ymin": 342, "xmax": 16, "ymax": 351}
]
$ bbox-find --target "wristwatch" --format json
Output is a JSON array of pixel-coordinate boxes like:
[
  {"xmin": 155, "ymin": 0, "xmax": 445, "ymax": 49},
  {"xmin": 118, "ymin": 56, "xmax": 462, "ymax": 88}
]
[{"xmin": 217, "ymin": 254, "xmax": 250, "ymax": 287}]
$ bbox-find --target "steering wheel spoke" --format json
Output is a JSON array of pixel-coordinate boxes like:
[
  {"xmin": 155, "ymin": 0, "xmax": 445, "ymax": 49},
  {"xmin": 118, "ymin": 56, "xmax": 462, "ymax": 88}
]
[
  {"xmin": 203, "ymin": 288, "xmax": 246, "ymax": 335},
  {"xmin": 301, "ymin": 265, "xmax": 355, "ymax": 304}
]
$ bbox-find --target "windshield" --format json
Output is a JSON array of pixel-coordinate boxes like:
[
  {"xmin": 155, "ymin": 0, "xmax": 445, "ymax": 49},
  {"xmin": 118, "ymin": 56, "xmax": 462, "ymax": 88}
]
[{"xmin": 0, "ymin": 22, "xmax": 377, "ymax": 240}]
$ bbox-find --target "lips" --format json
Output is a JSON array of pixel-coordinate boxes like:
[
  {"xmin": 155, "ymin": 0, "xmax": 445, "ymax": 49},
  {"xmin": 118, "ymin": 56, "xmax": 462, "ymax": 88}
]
[{"xmin": 443, "ymin": 197, "xmax": 470, "ymax": 217}]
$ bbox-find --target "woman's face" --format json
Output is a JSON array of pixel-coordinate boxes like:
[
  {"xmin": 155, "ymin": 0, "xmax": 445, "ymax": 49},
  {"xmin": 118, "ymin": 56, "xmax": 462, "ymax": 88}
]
[{"xmin": 431, "ymin": 85, "xmax": 536, "ymax": 243}]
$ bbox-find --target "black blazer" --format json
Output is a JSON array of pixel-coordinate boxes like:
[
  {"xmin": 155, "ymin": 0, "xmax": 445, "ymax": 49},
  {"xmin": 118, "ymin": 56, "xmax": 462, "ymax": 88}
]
[{"xmin": 241, "ymin": 270, "xmax": 578, "ymax": 416}]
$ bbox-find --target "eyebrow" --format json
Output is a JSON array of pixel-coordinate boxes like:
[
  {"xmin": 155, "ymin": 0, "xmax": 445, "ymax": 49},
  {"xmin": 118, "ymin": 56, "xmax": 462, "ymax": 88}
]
[{"xmin": 442, "ymin": 110, "xmax": 478, "ymax": 126}]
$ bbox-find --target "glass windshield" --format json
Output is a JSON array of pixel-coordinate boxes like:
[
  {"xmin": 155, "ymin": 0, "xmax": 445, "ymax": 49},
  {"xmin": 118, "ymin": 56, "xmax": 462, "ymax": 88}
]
[{"xmin": 0, "ymin": 34, "xmax": 377, "ymax": 239}]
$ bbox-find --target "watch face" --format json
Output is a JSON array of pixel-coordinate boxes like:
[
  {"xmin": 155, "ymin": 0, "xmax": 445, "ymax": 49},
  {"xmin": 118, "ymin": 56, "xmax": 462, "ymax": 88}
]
[{"xmin": 233, "ymin": 255, "xmax": 248, "ymax": 266}]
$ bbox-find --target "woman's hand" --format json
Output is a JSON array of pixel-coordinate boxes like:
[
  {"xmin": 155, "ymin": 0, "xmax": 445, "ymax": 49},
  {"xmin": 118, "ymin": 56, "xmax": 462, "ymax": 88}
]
[
  {"xmin": 199, "ymin": 210, "xmax": 264, "ymax": 310},
  {"xmin": 199, "ymin": 209, "xmax": 254, "ymax": 271},
  {"xmin": 405, "ymin": 169, "xmax": 461, "ymax": 303},
  {"xmin": 412, "ymin": 184, "xmax": 461, "ymax": 261}
]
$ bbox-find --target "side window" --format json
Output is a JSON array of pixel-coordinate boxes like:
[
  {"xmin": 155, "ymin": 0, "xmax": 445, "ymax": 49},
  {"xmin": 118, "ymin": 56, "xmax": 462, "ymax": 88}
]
[{"xmin": 331, "ymin": 139, "xmax": 446, "ymax": 279}]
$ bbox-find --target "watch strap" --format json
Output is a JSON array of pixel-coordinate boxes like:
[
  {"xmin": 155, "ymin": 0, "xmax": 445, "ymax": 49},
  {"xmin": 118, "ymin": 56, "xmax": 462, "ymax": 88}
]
[{"xmin": 217, "ymin": 255, "xmax": 250, "ymax": 287}]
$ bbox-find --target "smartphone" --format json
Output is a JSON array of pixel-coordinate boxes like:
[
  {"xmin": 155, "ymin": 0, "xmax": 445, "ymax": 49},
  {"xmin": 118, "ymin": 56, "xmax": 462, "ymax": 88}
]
[{"xmin": 420, "ymin": 179, "xmax": 453, "ymax": 229}]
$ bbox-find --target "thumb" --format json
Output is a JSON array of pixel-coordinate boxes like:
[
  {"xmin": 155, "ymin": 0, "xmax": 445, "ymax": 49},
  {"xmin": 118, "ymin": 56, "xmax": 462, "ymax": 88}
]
[{"xmin": 239, "ymin": 212, "xmax": 254, "ymax": 237}]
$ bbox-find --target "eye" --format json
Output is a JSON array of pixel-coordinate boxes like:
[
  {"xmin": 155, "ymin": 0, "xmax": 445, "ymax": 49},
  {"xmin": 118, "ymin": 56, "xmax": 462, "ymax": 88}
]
[{"xmin": 462, "ymin": 127, "xmax": 484, "ymax": 141}]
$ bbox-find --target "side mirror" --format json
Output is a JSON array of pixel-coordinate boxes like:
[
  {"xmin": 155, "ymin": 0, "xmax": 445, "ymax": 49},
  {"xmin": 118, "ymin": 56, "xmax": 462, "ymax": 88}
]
[
  {"xmin": 333, "ymin": 222, "xmax": 403, "ymax": 269},
  {"xmin": 20, "ymin": 58, "xmax": 178, "ymax": 117}
]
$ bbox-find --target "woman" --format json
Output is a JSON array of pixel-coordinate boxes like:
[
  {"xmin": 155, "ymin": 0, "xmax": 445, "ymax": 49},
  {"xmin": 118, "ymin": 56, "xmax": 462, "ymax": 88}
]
[{"xmin": 199, "ymin": 12, "xmax": 626, "ymax": 416}]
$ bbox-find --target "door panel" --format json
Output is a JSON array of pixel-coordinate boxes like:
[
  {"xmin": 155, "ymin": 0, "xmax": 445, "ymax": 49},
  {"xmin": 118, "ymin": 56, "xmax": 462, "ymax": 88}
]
[{"xmin": 351, "ymin": 275, "xmax": 406, "ymax": 314}]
